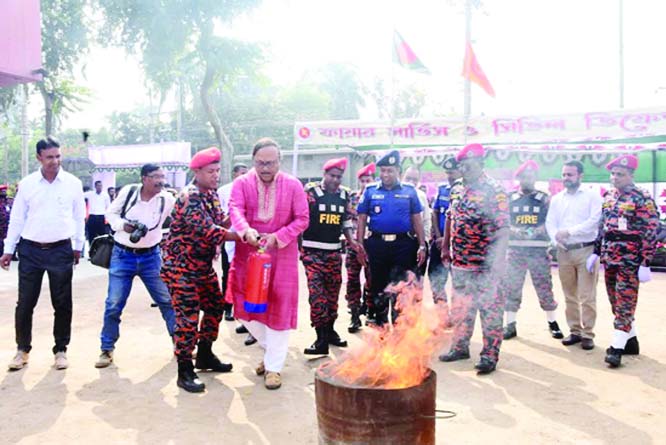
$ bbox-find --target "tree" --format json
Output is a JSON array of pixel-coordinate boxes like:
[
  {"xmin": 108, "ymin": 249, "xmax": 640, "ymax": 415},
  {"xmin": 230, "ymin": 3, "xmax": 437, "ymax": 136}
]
[
  {"xmin": 370, "ymin": 77, "xmax": 427, "ymax": 119},
  {"xmin": 315, "ymin": 64, "xmax": 366, "ymax": 120},
  {"xmin": 39, "ymin": 0, "xmax": 91, "ymax": 136},
  {"xmin": 97, "ymin": 0, "xmax": 262, "ymax": 180}
]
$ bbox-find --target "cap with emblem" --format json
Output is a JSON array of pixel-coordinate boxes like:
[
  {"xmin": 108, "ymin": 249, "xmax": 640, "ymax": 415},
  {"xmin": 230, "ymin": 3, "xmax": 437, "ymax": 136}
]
[
  {"xmin": 514, "ymin": 160, "xmax": 539, "ymax": 178},
  {"xmin": 376, "ymin": 150, "xmax": 400, "ymax": 167},
  {"xmin": 455, "ymin": 143, "xmax": 484, "ymax": 162},
  {"xmin": 323, "ymin": 157, "xmax": 348, "ymax": 172},
  {"xmin": 442, "ymin": 156, "xmax": 459, "ymax": 171},
  {"xmin": 356, "ymin": 162, "xmax": 376, "ymax": 178},
  {"xmin": 606, "ymin": 154, "xmax": 638, "ymax": 171},
  {"xmin": 190, "ymin": 146, "xmax": 221, "ymax": 169}
]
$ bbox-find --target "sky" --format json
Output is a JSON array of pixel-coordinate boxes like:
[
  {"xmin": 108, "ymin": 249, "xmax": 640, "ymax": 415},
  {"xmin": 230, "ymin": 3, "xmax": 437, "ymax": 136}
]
[{"xmin": 45, "ymin": 0, "xmax": 666, "ymax": 131}]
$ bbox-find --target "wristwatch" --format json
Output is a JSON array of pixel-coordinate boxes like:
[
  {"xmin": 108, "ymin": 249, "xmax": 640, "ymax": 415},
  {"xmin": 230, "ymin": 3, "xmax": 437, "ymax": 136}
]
[{"xmin": 418, "ymin": 245, "xmax": 426, "ymax": 251}]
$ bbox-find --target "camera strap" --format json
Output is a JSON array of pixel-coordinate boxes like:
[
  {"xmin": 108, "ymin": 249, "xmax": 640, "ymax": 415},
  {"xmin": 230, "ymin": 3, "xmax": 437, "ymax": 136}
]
[{"xmin": 120, "ymin": 185, "xmax": 165, "ymax": 231}]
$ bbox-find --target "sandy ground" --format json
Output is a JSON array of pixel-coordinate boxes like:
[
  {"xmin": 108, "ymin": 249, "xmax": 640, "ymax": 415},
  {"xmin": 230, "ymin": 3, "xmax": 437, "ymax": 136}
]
[{"xmin": 0, "ymin": 258, "xmax": 664, "ymax": 445}]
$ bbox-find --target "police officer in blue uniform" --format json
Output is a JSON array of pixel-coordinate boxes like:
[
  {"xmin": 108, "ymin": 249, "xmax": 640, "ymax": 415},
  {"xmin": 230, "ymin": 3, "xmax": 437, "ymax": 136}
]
[
  {"xmin": 429, "ymin": 156, "xmax": 462, "ymax": 305},
  {"xmin": 356, "ymin": 150, "xmax": 427, "ymax": 327}
]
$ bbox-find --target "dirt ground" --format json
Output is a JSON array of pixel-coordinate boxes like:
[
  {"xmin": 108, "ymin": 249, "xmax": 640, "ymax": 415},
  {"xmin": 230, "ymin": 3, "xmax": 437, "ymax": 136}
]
[{"xmin": 0, "ymin": 259, "xmax": 664, "ymax": 445}]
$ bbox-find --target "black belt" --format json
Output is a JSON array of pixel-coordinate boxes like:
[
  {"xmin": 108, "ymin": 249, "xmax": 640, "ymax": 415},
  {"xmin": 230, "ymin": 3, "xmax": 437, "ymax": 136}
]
[
  {"xmin": 605, "ymin": 232, "xmax": 640, "ymax": 242},
  {"xmin": 114, "ymin": 241, "xmax": 159, "ymax": 255},
  {"xmin": 21, "ymin": 238, "xmax": 70, "ymax": 249},
  {"xmin": 370, "ymin": 232, "xmax": 411, "ymax": 242},
  {"xmin": 562, "ymin": 241, "xmax": 595, "ymax": 250}
]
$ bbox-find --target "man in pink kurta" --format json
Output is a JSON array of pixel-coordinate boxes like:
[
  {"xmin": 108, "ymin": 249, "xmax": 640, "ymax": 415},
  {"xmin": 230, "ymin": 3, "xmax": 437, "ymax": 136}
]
[{"xmin": 229, "ymin": 138, "xmax": 309, "ymax": 390}]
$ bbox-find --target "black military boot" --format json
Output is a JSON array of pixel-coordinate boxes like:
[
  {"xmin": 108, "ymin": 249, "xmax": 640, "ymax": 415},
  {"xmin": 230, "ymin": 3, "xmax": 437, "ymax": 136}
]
[
  {"xmin": 503, "ymin": 322, "xmax": 517, "ymax": 340},
  {"xmin": 195, "ymin": 340, "xmax": 233, "ymax": 372},
  {"xmin": 177, "ymin": 360, "xmax": 205, "ymax": 393},
  {"xmin": 474, "ymin": 357, "xmax": 497, "ymax": 375},
  {"xmin": 304, "ymin": 327, "xmax": 329, "ymax": 355},
  {"xmin": 348, "ymin": 308, "xmax": 362, "ymax": 333},
  {"xmin": 438, "ymin": 349, "xmax": 471, "ymax": 362},
  {"xmin": 548, "ymin": 321, "xmax": 564, "ymax": 339},
  {"xmin": 328, "ymin": 322, "xmax": 348, "ymax": 347},
  {"xmin": 365, "ymin": 307, "xmax": 376, "ymax": 326},
  {"xmin": 624, "ymin": 336, "xmax": 640, "ymax": 355},
  {"xmin": 604, "ymin": 347, "xmax": 623, "ymax": 368},
  {"xmin": 223, "ymin": 303, "xmax": 234, "ymax": 321}
]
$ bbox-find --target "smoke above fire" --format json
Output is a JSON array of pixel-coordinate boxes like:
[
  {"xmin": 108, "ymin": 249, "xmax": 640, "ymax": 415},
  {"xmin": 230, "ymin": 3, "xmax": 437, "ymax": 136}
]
[{"xmin": 318, "ymin": 272, "xmax": 450, "ymax": 389}]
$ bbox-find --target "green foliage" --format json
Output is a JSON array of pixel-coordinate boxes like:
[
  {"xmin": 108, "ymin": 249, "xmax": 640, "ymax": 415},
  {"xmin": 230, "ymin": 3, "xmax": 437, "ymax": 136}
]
[{"xmin": 314, "ymin": 63, "xmax": 366, "ymax": 120}]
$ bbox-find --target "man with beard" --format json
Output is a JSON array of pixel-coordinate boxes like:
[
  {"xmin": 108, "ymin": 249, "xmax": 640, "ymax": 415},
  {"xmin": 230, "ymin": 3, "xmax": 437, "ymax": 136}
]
[
  {"xmin": 546, "ymin": 160, "xmax": 602, "ymax": 350},
  {"xmin": 438, "ymin": 143, "xmax": 509, "ymax": 374},
  {"xmin": 161, "ymin": 147, "xmax": 239, "ymax": 393},
  {"xmin": 344, "ymin": 163, "xmax": 375, "ymax": 331},
  {"xmin": 500, "ymin": 160, "xmax": 563, "ymax": 341},
  {"xmin": 591, "ymin": 155, "xmax": 659, "ymax": 368}
]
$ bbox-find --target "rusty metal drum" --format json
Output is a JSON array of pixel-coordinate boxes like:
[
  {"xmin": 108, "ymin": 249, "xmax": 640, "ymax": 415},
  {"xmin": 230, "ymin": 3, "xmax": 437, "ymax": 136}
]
[{"xmin": 315, "ymin": 369, "xmax": 436, "ymax": 445}]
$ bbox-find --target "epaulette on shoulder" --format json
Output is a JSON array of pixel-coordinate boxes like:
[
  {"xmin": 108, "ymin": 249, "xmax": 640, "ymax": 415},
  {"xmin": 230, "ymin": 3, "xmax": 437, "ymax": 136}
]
[{"xmin": 304, "ymin": 181, "xmax": 319, "ymax": 191}]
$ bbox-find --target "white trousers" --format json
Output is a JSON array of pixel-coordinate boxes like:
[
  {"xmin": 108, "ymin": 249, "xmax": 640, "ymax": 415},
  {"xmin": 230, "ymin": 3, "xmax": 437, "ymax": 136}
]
[{"xmin": 243, "ymin": 320, "xmax": 291, "ymax": 373}]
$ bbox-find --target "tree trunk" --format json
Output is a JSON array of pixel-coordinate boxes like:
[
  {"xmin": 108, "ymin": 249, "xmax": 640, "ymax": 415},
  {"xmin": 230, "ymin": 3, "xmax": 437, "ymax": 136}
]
[
  {"xmin": 38, "ymin": 82, "xmax": 54, "ymax": 137},
  {"xmin": 200, "ymin": 59, "xmax": 234, "ymax": 182}
]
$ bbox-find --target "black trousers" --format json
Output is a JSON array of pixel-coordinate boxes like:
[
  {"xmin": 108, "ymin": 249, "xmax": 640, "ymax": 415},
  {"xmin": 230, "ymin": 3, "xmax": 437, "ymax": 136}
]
[
  {"xmin": 16, "ymin": 241, "xmax": 74, "ymax": 353},
  {"xmin": 364, "ymin": 236, "xmax": 418, "ymax": 325},
  {"xmin": 86, "ymin": 214, "xmax": 107, "ymax": 242}
]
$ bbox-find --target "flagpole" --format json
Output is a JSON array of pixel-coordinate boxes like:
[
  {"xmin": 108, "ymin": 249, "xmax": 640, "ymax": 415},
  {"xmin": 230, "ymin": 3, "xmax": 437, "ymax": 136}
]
[
  {"xmin": 390, "ymin": 27, "xmax": 396, "ymax": 152},
  {"xmin": 618, "ymin": 0, "xmax": 624, "ymax": 109},
  {"xmin": 463, "ymin": 0, "xmax": 472, "ymax": 143}
]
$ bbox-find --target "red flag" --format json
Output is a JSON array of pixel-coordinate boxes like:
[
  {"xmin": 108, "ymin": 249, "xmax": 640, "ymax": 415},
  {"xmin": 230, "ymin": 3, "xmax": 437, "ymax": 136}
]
[
  {"xmin": 462, "ymin": 41, "xmax": 495, "ymax": 97},
  {"xmin": 393, "ymin": 30, "xmax": 430, "ymax": 74}
]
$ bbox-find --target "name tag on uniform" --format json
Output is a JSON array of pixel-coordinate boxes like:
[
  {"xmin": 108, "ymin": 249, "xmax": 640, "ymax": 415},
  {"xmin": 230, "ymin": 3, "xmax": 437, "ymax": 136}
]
[
  {"xmin": 395, "ymin": 194, "xmax": 410, "ymax": 199},
  {"xmin": 372, "ymin": 194, "xmax": 385, "ymax": 199},
  {"xmin": 618, "ymin": 216, "xmax": 627, "ymax": 231}
]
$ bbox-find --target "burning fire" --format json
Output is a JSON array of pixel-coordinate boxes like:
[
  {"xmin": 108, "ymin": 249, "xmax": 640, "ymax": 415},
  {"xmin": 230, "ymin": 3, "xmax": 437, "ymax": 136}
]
[{"xmin": 319, "ymin": 273, "xmax": 449, "ymax": 389}]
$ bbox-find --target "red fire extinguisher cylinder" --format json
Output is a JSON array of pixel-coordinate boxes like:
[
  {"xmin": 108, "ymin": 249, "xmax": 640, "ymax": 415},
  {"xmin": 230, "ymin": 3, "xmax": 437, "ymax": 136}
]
[{"xmin": 244, "ymin": 246, "xmax": 271, "ymax": 313}]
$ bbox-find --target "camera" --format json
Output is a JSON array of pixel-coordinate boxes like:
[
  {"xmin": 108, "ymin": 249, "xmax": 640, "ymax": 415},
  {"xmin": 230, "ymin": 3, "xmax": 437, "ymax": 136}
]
[{"xmin": 128, "ymin": 220, "xmax": 148, "ymax": 243}]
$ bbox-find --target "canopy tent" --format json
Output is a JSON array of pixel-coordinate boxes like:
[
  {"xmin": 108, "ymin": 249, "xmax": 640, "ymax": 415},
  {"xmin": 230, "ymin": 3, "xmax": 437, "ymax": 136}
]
[
  {"xmin": 293, "ymin": 107, "xmax": 666, "ymax": 215},
  {"xmin": 0, "ymin": 0, "xmax": 42, "ymax": 87},
  {"xmin": 87, "ymin": 142, "xmax": 191, "ymax": 189}
]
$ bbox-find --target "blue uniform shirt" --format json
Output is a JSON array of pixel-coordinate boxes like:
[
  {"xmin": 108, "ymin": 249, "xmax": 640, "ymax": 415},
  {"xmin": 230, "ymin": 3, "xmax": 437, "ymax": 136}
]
[
  {"xmin": 432, "ymin": 182, "xmax": 452, "ymax": 234},
  {"xmin": 357, "ymin": 181, "xmax": 422, "ymax": 234}
]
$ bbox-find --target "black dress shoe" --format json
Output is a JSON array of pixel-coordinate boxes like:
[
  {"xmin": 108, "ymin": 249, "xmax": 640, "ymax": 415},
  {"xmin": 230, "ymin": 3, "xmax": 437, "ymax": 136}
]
[
  {"xmin": 605, "ymin": 347, "xmax": 623, "ymax": 368},
  {"xmin": 503, "ymin": 322, "xmax": 517, "ymax": 340},
  {"xmin": 474, "ymin": 357, "xmax": 497, "ymax": 375},
  {"xmin": 438, "ymin": 350, "xmax": 470, "ymax": 362},
  {"xmin": 244, "ymin": 334, "xmax": 257, "ymax": 346},
  {"xmin": 235, "ymin": 325, "xmax": 248, "ymax": 334},
  {"xmin": 624, "ymin": 336, "xmax": 639, "ymax": 355},
  {"xmin": 562, "ymin": 334, "xmax": 582, "ymax": 346},
  {"xmin": 581, "ymin": 338, "xmax": 595, "ymax": 350},
  {"xmin": 548, "ymin": 321, "xmax": 564, "ymax": 339}
]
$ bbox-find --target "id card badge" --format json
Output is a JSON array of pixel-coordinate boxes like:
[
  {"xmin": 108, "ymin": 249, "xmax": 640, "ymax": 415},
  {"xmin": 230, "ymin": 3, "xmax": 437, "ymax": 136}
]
[{"xmin": 618, "ymin": 216, "xmax": 628, "ymax": 231}]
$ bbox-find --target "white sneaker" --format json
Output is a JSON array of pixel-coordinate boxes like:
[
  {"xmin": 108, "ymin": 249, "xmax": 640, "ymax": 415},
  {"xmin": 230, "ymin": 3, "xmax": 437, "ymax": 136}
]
[
  {"xmin": 94, "ymin": 351, "xmax": 113, "ymax": 368},
  {"xmin": 8, "ymin": 351, "xmax": 29, "ymax": 370},
  {"xmin": 54, "ymin": 352, "xmax": 68, "ymax": 370}
]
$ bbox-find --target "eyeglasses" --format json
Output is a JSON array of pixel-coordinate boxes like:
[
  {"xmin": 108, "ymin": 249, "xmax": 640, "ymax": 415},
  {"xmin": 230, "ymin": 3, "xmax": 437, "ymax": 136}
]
[
  {"xmin": 254, "ymin": 160, "xmax": 279, "ymax": 169},
  {"xmin": 146, "ymin": 174, "xmax": 166, "ymax": 180}
]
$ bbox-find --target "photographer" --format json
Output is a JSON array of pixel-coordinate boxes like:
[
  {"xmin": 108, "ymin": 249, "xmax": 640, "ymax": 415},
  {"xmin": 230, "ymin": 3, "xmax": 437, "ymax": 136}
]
[{"xmin": 94, "ymin": 164, "xmax": 176, "ymax": 368}]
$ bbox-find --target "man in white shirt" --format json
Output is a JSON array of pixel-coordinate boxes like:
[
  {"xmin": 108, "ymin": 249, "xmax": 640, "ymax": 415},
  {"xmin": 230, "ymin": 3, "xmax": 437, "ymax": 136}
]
[
  {"xmin": 94, "ymin": 164, "xmax": 176, "ymax": 368},
  {"xmin": 546, "ymin": 160, "xmax": 603, "ymax": 350},
  {"xmin": 85, "ymin": 180, "xmax": 111, "ymax": 245},
  {"xmin": 402, "ymin": 166, "xmax": 432, "ymax": 277},
  {"xmin": 1, "ymin": 137, "xmax": 86, "ymax": 371}
]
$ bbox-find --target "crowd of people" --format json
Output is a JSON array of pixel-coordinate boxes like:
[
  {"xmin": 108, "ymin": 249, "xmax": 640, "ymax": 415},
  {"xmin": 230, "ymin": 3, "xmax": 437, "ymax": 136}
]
[{"xmin": 0, "ymin": 135, "xmax": 660, "ymax": 393}]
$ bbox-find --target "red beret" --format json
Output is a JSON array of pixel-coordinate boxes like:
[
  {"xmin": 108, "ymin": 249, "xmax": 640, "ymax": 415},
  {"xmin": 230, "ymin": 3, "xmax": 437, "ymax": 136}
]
[
  {"xmin": 323, "ymin": 157, "xmax": 348, "ymax": 172},
  {"xmin": 514, "ymin": 160, "xmax": 539, "ymax": 178},
  {"xmin": 0, "ymin": 184, "xmax": 7, "ymax": 191},
  {"xmin": 356, "ymin": 163, "xmax": 376, "ymax": 178},
  {"xmin": 190, "ymin": 146, "xmax": 221, "ymax": 169},
  {"xmin": 606, "ymin": 154, "xmax": 638, "ymax": 171},
  {"xmin": 455, "ymin": 143, "xmax": 484, "ymax": 162}
]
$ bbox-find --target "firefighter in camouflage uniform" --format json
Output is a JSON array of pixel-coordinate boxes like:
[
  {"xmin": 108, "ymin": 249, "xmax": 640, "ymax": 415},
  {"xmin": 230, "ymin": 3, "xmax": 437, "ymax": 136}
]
[
  {"xmin": 161, "ymin": 147, "xmax": 239, "ymax": 393},
  {"xmin": 0, "ymin": 185, "xmax": 13, "ymax": 256},
  {"xmin": 344, "ymin": 163, "xmax": 375, "ymax": 332},
  {"xmin": 302, "ymin": 158, "xmax": 359, "ymax": 356},
  {"xmin": 500, "ymin": 160, "xmax": 564, "ymax": 341},
  {"xmin": 591, "ymin": 154, "xmax": 659, "ymax": 368},
  {"xmin": 438, "ymin": 143, "xmax": 509, "ymax": 375}
]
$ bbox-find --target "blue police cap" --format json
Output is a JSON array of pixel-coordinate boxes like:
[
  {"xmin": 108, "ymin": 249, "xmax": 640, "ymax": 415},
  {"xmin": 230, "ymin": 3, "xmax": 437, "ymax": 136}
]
[
  {"xmin": 442, "ymin": 156, "xmax": 458, "ymax": 171},
  {"xmin": 376, "ymin": 150, "xmax": 400, "ymax": 167}
]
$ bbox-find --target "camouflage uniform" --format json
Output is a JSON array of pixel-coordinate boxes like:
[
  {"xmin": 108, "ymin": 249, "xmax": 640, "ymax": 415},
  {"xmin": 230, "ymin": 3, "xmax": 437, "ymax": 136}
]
[
  {"xmin": 0, "ymin": 195, "xmax": 12, "ymax": 255},
  {"xmin": 161, "ymin": 184, "xmax": 227, "ymax": 361},
  {"xmin": 301, "ymin": 181, "xmax": 352, "ymax": 328},
  {"xmin": 344, "ymin": 189, "xmax": 371, "ymax": 313},
  {"xmin": 447, "ymin": 174, "xmax": 509, "ymax": 363},
  {"xmin": 499, "ymin": 189, "xmax": 557, "ymax": 313},
  {"xmin": 598, "ymin": 185, "xmax": 659, "ymax": 332}
]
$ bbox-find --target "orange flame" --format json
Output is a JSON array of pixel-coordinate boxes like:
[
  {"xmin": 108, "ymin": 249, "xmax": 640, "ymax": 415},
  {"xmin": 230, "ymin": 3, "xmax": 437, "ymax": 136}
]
[{"xmin": 319, "ymin": 273, "xmax": 449, "ymax": 389}]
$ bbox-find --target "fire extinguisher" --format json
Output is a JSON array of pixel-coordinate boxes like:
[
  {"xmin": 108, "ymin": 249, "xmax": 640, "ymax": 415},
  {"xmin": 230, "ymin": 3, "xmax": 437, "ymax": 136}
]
[{"xmin": 244, "ymin": 244, "xmax": 271, "ymax": 313}]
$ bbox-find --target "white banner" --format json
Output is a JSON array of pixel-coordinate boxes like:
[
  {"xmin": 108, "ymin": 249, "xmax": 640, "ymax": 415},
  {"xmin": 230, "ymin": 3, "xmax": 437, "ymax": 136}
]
[
  {"xmin": 294, "ymin": 107, "xmax": 666, "ymax": 147},
  {"xmin": 88, "ymin": 142, "xmax": 191, "ymax": 169}
]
